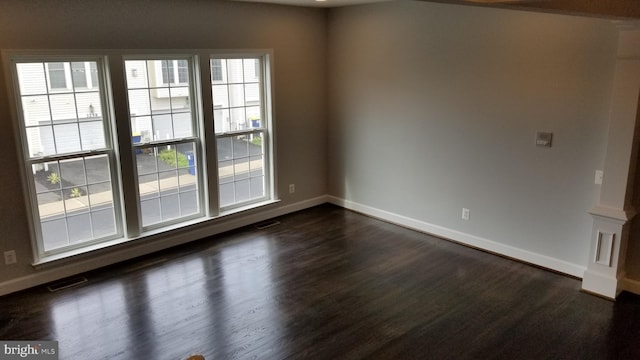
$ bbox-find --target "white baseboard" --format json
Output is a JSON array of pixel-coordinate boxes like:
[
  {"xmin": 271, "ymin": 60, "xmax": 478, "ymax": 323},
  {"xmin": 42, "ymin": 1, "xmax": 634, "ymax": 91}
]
[
  {"xmin": 581, "ymin": 269, "xmax": 620, "ymax": 299},
  {"xmin": 8, "ymin": 195, "xmax": 622, "ymax": 297},
  {"xmin": 0, "ymin": 195, "xmax": 328, "ymax": 296},
  {"xmin": 328, "ymin": 196, "xmax": 586, "ymax": 278}
]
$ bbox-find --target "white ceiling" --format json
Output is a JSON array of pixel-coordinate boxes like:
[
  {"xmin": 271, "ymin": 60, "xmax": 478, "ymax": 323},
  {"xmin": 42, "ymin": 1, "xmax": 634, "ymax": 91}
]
[{"xmin": 231, "ymin": 0, "xmax": 394, "ymax": 8}]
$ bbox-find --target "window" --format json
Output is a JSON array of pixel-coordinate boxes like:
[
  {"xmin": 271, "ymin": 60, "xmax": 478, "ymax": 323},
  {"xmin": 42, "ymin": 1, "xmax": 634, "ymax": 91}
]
[
  {"xmin": 211, "ymin": 58, "xmax": 268, "ymax": 208},
  {"xmin": 71, "ymin": 62, "xmax": 87, "ymax": 88},
  {"xmin": 160, "ymin": 60, "xmax": 190, "ymax": 86},
  {"xmin": 124, "ymin": 58, "xmax": 202, "ymax": 228},
  {"xmin": 13, "ymin": 59, "xmax": 120, "ymax": 254},
  {"xmin": 211, "ymin": 59, "xmax": 223, "ymax": 82},
  {"xmin": 177, "ymin": 60, "xmax": 188, "ymax": 84},
  {"xmin": 160, "ymin": 60, "xmax": 174, "ymax": 85},
  {"xmin": 9, "ymin": 51, "xmax": 273, "ymax": 262},
  {"xmin": 47, "ymin": 62, "xmax": 67, "ymax": 90}
]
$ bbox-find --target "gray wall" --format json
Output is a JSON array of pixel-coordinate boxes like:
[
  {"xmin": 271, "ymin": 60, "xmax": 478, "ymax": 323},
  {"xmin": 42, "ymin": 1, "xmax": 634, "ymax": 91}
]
[
  {"xmin": 327, "ymin": 2, "xmax": 620, "ymax": 270},
  {"xmin": 0, "ymin": 0, "xmax": 327, "ymax": 287}
]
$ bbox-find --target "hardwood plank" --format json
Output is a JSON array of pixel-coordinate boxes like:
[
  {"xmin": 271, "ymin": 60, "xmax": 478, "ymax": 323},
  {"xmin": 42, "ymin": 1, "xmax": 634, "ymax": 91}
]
[{"xmin": 1, "ymin": 204, "xmax": 639, "ymax": 359}]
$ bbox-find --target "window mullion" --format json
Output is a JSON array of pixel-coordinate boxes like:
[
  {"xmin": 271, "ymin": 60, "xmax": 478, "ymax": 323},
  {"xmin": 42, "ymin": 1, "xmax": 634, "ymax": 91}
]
[
  {"xmin": 199, "ymin": 54, "xmax": 219, "ymax": 217},
  {"xmin": 108, "ymin": 54, "xmax": 141, "ymax": 238}
]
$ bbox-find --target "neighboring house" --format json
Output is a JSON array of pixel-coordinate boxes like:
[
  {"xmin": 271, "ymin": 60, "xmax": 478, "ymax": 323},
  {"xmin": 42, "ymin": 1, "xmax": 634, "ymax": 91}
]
[{"xmin": 19, "ymin": 59, "xmax": 262, "ymax": 158}]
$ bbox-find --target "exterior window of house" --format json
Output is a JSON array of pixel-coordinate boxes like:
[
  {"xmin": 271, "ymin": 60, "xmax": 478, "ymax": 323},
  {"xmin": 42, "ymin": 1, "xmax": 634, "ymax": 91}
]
[
  {"xmin": 177, "ymin": 60, "xmax": 188, "ymax": 83},
  {"xmin": 8, "ymin": 51, "xmax": 274, "ymax": 262},
  {"xmin": 47, "ymin": 62, "xmax": 67, "ymax": 90},
  {"xmin": 211, "ymin": 57, "xmax": 268, "ymax": 209},
  {"xmin": 71, "ymin": 62, "xmax": 87, "ymax": 88},
  {"xmin": 89, "ymin": 62, "xmax": 98, "ymax": 88},
  {"xmin": 211, "ymin": 59, "xmax": 223, "ymax": 82},
  {"xmin": 160, "ymin": 60, "xmax": 175, "ymax": 85},
  {"xmin": 124, "ymin": 57, "xmax": 202, "ymax": 228},
  {"xmin": 160, "ymin": 60, "xmax": 190, "ymax": 86},
  {"xmin": 12, "ymin": 59, "xmax": 120, "ymax": 255}
]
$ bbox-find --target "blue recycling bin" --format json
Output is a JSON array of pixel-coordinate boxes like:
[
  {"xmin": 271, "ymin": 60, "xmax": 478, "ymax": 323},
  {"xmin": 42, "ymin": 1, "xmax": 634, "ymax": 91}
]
[
  {"xmin": 185, "ymin": 151, "xmax": 196, "ymax": 175},
  {"xmin": 132, "ymin": 135, "xmax": 142, "ymax": 154}
]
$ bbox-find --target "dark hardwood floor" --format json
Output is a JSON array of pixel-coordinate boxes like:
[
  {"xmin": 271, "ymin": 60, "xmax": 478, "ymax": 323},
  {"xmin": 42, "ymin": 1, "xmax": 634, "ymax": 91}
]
[{"xmin": 1, "ymin": 204, "xmax": 640, "ymax": 359}]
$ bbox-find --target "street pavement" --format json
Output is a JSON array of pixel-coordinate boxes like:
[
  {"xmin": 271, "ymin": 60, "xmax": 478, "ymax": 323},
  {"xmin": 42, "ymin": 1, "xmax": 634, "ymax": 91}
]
[{"xmin": 36, "ymin": 138, "xmax": 264, "ymax": 251}]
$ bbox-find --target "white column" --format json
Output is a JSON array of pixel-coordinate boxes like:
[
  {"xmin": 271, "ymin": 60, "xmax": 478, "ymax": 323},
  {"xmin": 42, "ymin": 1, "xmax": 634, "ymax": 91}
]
[{"xmin": 582, "ymin": 23, "xmax": 640, "ymax": 299}]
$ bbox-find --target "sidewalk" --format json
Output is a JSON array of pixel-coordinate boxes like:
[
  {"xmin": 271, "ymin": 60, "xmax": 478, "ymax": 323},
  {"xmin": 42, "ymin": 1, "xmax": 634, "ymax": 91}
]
[{"xmin": 39, "ymin": 160, "xmax": 263, "ymax": 218}]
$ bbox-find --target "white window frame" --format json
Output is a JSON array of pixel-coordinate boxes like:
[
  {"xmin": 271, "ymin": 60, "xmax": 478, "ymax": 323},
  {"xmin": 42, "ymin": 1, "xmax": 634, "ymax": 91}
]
[
  {"xmin": 211, "ymin": 54, "xmax": 273, "ymax": 211},
  {"xmin": 6, "ymin": 53, "xmax": 124, "ymax": 260}
]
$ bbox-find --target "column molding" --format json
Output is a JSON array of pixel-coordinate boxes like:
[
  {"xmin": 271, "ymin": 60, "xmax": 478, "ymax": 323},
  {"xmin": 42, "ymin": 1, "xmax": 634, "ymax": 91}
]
[{"xmin": 582, "ymin": 22, "xmax": 640, "ymax": 299}]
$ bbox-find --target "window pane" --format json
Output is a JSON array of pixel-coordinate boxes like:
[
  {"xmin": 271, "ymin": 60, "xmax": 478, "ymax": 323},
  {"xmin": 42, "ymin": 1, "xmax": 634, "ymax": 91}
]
[
  {"xmin": 216, "ymin": 133, "xmax": 265, "ymax": 208},
  {"xmin": 244, "ymin": 58, "xmax": 260, "ymax": 82},
  {"xmin": 136, "ymin": 143, "xmax": 200, "ymax": 228},
  {"xmin": 49, "ymin": 93, "xmax": 77, "ymax": 121},
  {"xmin": 21, "ymin": 95, "xmax": 51, "ymax": 125},
  {"xmin": 79, "ymin": 121, "xmax": 106, "ymax": 151},
  {"xmin": 26, "ymin": 126, "xmax": 56, "ymax": 157},
  {"xmin": 228, "ymin": 84, "xmax": 245, "ymax": 107},
  {"xmin": 53, "ymin": 123, "xmax": 81, "ymax": 153},
  {"xmin": 17, "ymin": 63, "xmax": 47, "ymax": 95},
  {"xmin": 125, "ymin": 59, "xmax": 194, "ymax": 141},
  {"xmin": 245, "ymin": 84, "xmax": 260, "ymax": 106},
  {"xmin": 32, "ymin": 156, "xmax": 117, "ymax": 251},
  {"xmin": 212, "ymin": 85, "xmax": 229, "ymax": 108},
  {"xmin": 230, "ymin": 108, "xmax": 247, "ymax": 131},
  {"xmin": 226, "ymin": 59, "xmax": 244, "ymax": 83},
  {"xmin": 76, "ymin": 92, "xmax": 102, "ymax": 118},
  {"xmin": 128, "ymin": 89, "xmax": 151, "ymax": 116},
  {"xmin": 125, "ymin": 61, "xmax": 149, "ymax": 89},
  {"xmin": 17, "ymin": 61, "xmax": 107, "ymax": 158}
]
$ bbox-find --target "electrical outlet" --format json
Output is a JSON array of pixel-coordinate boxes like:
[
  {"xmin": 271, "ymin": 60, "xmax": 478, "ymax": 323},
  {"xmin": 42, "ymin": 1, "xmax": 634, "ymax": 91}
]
[
  {"xmin": 289, "ymin": 184, "xmax": 295, "ymax": 194},
  {"xmin": 4, "ymin": 250, "xmax": 17, "ymax": 265},
  {"xmin": 461, "ymin": 208, "xmax": 470, "ymax": 221}
]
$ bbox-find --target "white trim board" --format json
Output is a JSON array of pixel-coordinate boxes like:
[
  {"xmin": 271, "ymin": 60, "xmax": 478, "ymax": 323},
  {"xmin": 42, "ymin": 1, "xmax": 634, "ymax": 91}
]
[
  {"xmin": 328, "ymin": 196, "xmax": 586, "ymax": 278},
  {"xmin": 0, "ymin": 196, "xmax": 329, "ymax": 296}
]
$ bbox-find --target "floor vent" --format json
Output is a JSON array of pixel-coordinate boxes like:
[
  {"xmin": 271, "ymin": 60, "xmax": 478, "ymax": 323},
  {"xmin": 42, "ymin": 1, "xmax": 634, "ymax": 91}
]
[
  {"xmin": 47, "ymin": 276, "xmax": 88, "ymax": 292},
  {"xmin": 255, "ymin": 220, "xmax": 281, "ymax": 230}
]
